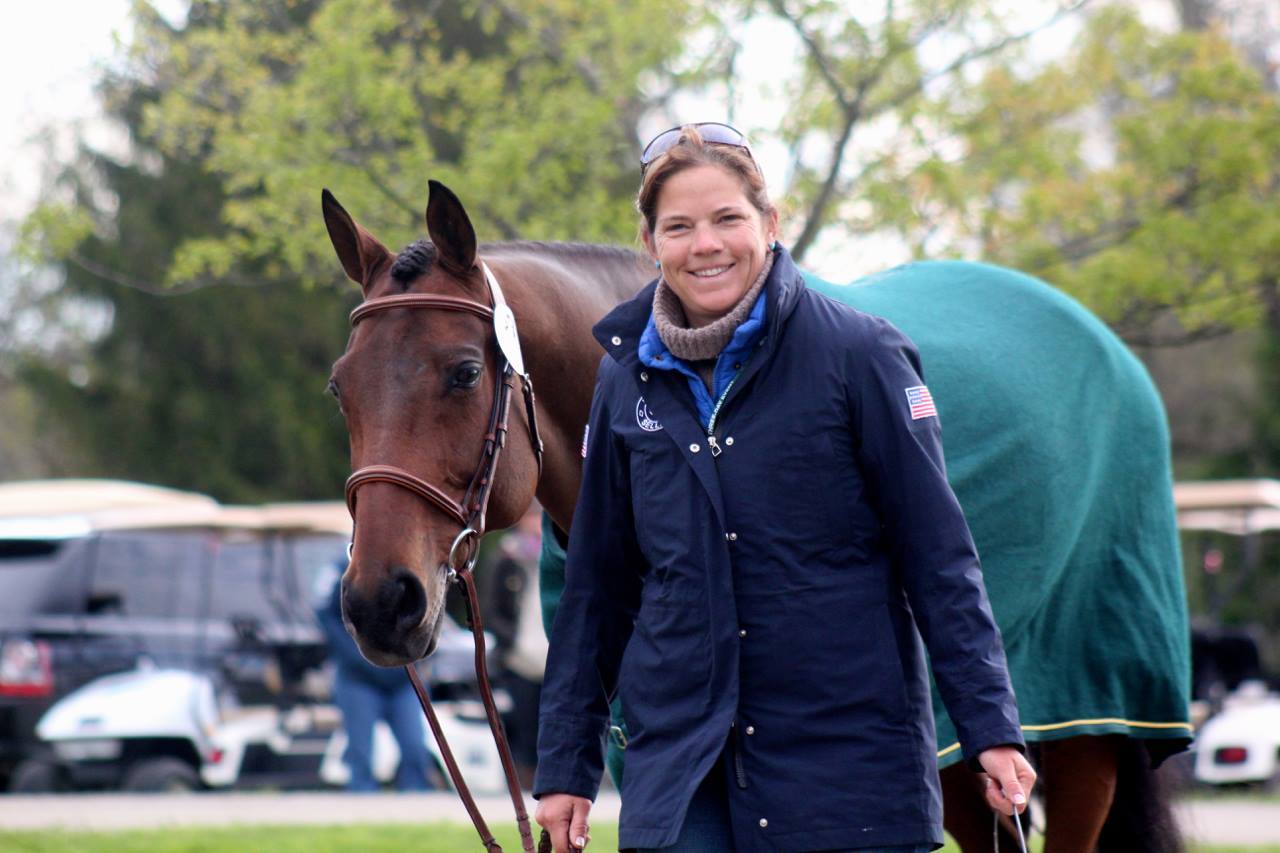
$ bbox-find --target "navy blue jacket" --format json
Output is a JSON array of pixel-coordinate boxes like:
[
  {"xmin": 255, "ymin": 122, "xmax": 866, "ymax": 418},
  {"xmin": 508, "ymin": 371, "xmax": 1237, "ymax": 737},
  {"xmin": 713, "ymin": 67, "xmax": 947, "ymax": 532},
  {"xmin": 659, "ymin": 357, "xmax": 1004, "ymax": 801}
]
[{"xmin": 534, "ymin": 247, "xmax": 1022, "ymax": 851}]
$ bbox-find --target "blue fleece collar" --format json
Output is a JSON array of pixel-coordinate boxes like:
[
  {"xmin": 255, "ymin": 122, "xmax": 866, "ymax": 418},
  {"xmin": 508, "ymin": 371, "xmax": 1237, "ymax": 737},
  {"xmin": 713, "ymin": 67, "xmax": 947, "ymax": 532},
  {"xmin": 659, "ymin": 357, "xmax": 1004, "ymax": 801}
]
[{"xmin": 638, "ymin": 284, "xmax": 768, "ymax": 428}]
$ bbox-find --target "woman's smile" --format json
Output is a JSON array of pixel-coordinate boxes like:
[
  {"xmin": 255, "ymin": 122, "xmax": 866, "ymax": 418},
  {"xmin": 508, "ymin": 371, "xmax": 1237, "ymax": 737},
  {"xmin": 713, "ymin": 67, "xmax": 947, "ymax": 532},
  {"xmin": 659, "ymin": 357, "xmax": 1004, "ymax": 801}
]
[{"xmin": 690, "ymin": 263, "xmax": 734, "ymax": 279}]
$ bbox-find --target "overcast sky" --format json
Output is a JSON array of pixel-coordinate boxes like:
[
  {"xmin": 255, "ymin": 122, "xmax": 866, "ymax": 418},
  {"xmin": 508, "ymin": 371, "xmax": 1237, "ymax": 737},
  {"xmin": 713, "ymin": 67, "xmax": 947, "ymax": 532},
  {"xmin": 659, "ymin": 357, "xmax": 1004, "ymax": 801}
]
[{"xmin": 0, "ymin": 1, "xmax": 141, "ymax": 222}]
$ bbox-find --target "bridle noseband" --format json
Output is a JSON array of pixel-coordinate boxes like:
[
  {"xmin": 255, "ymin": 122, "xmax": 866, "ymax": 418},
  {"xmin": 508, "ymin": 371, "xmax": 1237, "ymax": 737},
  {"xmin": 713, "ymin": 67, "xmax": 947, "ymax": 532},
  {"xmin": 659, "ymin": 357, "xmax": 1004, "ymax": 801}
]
[{"xmin": 343, "ymin": 261, "xmax": 545, "ymax": 853}]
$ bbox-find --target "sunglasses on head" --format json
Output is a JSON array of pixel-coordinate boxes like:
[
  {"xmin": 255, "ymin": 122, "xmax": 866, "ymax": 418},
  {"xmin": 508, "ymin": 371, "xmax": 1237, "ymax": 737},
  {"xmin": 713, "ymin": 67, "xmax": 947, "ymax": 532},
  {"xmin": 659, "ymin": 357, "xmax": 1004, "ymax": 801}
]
[{"xmin": 639, "ymin": 122, "xmax": 762, "ymax": 175}]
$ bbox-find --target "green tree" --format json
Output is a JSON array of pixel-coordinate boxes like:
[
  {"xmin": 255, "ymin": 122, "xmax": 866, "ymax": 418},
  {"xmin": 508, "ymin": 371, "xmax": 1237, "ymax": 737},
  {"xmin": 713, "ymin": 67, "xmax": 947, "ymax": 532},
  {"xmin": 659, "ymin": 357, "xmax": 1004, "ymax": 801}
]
[
  {"xmin": 15, "ymin": 0, "xmax": 692, "ymax": 499},
  {"xmin": 706, "ymin": 0, "xmax": 1091, "ymax": 262},
  {"xmin": 72, "ymin": 0, "xmax": 689, "ymax": 287},
  {"xmin": 15, "ymin": 61, "xmax": 353, "ymax": 501},
  {"xmin": 847, "ymin": 5, "xmax": 1280, "ymax": 344}
]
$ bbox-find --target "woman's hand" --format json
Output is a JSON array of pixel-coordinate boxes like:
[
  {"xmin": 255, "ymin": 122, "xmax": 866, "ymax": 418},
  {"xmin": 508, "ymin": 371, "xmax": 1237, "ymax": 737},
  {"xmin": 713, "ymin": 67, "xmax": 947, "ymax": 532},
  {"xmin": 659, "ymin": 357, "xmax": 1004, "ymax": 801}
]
[
  {"xmin": 534, "ymin": 793, "xmax": 593, "ymax": 852},
  {"xmin": 977, "ymin": 745, "xmax": 1036, "ymax": 815}
]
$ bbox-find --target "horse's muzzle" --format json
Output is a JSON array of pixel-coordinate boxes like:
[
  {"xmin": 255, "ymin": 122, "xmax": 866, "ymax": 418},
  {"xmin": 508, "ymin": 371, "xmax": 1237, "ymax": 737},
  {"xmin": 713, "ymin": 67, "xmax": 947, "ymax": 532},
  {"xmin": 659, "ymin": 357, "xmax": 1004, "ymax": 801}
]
[{"xmin": 341, "ymin": 566, "xmax": 442, "ymax": 665}]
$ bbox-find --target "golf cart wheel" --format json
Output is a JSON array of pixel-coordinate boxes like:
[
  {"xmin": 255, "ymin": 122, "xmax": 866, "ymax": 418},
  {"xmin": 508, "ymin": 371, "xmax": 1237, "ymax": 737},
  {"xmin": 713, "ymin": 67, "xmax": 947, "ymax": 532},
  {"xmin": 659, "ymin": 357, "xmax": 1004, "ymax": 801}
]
[
  {"xmin": 9, "ymin": 759, "xmax": 65, "ymax": 793},
  {"xmin": 122, "ymin": 757, "xmax": 200, "ymax": 792}
]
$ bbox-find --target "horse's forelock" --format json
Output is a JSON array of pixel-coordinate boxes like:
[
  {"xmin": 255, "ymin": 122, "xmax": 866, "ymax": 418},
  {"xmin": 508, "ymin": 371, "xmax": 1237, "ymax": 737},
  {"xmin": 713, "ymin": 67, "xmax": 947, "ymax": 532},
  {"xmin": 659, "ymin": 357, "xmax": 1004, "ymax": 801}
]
[{"xmin": 390, "ymin": 239, "xmax": 437, "ymax": 286}]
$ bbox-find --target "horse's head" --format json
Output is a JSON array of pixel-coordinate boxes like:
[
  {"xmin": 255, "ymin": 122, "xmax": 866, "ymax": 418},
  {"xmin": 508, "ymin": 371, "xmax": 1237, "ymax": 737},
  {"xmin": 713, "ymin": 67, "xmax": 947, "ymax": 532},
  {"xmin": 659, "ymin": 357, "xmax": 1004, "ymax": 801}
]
[{"xmin": 322, "ymin": 181, "xmax": 540, "ymax": 665}]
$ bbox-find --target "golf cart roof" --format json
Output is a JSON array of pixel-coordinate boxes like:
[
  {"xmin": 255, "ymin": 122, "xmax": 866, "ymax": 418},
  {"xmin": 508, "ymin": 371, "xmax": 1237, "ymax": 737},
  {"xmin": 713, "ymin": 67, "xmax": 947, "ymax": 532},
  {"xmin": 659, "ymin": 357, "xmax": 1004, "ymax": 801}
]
[
  {"xmin": 1175, "ymin": 479, "xmax": 1280, "ymax": 535},
  {"xmin": 0, "ymin": 479, "xmax": 350, "ymax": 539}
]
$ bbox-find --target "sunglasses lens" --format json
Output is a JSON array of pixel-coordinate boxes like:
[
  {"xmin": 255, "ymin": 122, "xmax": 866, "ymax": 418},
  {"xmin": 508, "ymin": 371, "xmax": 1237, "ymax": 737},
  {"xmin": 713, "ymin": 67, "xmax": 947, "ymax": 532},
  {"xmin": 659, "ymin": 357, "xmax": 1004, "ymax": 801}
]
[
  {"xmin": 640, "ymin": 128, "xmax": 682, "ymax": 166},
  {"xmin": 695, "ymin": 123, "xmax": 746, "ymax": 147},
  {"xmin": 640, "ymin": 123, "xmax": 751, "ymax": 170}
]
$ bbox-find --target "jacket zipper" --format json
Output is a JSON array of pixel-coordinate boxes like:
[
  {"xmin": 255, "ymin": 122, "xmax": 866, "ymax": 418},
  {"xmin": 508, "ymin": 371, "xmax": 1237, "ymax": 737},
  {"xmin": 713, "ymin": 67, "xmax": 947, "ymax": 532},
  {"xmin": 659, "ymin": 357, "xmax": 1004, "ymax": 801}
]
[
  {"xmin": 706, "ymin": 356, "xmax": 752, "ymax": 456},
  {"xmin": 731, "ymin": 722, "xmax": 748, "ymax": 788}
]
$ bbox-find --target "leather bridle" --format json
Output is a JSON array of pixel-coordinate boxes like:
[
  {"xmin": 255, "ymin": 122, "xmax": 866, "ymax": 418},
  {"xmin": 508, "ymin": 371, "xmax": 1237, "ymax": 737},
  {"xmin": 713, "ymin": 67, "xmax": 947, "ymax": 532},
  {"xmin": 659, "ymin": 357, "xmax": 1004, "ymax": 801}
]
[{"xmin": 343, "ymin": 262, "xmax": 545, "ymax": 853}]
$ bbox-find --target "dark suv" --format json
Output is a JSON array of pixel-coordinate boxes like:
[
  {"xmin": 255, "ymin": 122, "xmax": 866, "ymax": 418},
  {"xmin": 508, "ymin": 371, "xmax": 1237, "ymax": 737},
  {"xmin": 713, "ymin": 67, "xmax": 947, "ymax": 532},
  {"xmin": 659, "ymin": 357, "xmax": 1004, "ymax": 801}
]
[{"xmin": 0, "ymin": 482, "xmax": 349, "ymax": 790}]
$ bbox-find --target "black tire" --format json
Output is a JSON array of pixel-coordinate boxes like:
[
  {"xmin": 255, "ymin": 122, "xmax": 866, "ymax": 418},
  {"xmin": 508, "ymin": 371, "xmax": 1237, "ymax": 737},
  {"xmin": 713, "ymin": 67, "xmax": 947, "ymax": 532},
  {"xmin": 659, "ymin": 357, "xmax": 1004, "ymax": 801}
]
[
  {"xmin": 9, "ymin": 759, "xmax": 65, "ymax": 793},
  {"xmin": 122, "ymin": 757, "xmax": 201, "ymax": 793}
]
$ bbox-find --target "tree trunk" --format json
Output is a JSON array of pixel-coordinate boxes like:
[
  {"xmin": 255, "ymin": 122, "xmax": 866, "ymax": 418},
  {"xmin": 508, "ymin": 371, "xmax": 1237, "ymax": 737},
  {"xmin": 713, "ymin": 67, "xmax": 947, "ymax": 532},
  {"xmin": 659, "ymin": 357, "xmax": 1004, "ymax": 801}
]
[{"xmin": 1175, "ymin": 0, "xmax": 1212, "ymax": 31}]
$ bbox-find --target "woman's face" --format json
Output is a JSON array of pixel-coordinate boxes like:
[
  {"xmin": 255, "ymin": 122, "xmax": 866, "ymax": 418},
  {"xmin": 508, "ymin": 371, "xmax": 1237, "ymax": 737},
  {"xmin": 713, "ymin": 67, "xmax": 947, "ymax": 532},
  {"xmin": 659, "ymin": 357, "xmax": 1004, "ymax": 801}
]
[{"xmin": 643, "ymin": 164, "xmax": 778, "ymax": 328}]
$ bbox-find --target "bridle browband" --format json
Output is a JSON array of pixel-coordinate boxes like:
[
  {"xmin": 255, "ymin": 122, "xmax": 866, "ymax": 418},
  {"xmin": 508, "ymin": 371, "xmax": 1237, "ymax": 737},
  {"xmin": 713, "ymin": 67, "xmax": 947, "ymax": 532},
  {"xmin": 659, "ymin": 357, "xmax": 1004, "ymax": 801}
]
[{"xmin": 343, "ymin": 262, "xmax": 546, "ymax": 853}]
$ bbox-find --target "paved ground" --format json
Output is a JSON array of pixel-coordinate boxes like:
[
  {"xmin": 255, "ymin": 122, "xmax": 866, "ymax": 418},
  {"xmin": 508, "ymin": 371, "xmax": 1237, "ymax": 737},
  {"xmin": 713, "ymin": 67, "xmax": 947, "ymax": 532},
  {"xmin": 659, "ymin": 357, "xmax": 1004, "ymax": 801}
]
[
  {"xmin": 0, "ymin": 791, "xmax": 605, "ymax": 831},
  {"xmin": 1176, "ymin": 799, "xmax": 1280, "ymax": 847},
  {"xmin": 1, "ymin": 792, "xmax": 1278, "ymax": 847}
]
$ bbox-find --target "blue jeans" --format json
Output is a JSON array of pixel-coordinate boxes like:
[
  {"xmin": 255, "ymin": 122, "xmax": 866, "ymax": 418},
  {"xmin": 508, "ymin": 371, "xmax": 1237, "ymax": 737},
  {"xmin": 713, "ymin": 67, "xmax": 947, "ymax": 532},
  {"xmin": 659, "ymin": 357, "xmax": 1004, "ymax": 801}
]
[
  {"xmin": 333, "ymin": 670, "xmax": 432, "ymax": 791},
  {"xmin": 634, "ymin": 756, "xmax": 932, "ymax": 852}
]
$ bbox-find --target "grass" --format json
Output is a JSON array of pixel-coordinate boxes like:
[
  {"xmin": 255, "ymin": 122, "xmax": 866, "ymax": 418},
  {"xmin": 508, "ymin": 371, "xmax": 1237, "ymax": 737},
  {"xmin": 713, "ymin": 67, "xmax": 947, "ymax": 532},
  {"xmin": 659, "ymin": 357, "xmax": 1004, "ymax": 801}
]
[{"xmin": 0, "ymin": 824, "xmax": 1277, "ymax": 852}]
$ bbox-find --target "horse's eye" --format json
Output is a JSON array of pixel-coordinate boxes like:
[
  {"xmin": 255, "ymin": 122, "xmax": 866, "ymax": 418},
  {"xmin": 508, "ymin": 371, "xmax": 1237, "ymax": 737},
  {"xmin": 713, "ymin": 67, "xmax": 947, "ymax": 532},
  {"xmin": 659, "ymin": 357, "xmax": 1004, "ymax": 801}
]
[
  {"xmin": 326, "ymin": 378, "xmax": 345, "ymax": 413},
  {"xmin": 452, "ymin": 363, "xmax": 483, "ymax": 389}
]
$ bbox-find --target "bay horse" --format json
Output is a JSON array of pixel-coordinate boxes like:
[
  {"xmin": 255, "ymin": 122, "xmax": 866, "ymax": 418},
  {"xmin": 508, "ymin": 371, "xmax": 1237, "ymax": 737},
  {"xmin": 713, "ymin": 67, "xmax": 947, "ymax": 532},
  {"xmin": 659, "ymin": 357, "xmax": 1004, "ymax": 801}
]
[{"xmin": 323, "ymin": 181, "xmax": 1190, "ymax": 852}]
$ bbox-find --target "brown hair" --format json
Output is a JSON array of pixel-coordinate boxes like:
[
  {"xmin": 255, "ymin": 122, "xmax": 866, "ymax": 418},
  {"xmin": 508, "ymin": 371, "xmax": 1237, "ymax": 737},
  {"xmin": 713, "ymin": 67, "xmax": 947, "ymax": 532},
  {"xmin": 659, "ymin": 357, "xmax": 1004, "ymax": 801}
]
[{"xmin": 636, "ymin": 125, "xmax": 775, "ymax": 237}]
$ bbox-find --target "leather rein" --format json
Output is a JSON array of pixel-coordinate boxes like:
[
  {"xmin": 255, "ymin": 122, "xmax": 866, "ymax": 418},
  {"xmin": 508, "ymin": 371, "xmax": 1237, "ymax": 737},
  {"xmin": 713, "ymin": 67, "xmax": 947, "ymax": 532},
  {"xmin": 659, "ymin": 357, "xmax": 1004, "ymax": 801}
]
[{"xmin": 343, "ymin": 262, "xmax": 545, "ymax": 853}]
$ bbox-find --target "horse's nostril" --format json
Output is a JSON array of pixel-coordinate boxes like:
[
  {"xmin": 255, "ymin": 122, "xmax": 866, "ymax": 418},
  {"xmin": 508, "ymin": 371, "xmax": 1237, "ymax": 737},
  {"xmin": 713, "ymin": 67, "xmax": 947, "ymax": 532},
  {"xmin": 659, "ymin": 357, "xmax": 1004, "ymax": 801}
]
[
  {"xmin": 387, "ymin": 568, "xmax": 427, "ymax": 634},
  {"xmin": 342, "ymin": 566, "xmax": 430, "ymax": 659}
]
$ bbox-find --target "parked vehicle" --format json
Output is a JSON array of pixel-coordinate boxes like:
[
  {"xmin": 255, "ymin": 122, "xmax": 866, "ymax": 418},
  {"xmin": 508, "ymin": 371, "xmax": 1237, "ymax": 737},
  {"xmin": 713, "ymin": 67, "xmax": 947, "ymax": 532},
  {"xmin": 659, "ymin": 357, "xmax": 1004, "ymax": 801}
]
[
  {"xmin": 34, "ymin": 617, "xmax": 507, "ymax": 793},
  {"xmin": 0, "ymin": 479, "xmax": 350, "ymax": 791},
  {"xmin": 1193, "ymin": 680, "xmax": 1280, "ymax": 788},
  {"xmin": 1175, "ymin": 479, "xmax": 1280, "ymax": 788}
]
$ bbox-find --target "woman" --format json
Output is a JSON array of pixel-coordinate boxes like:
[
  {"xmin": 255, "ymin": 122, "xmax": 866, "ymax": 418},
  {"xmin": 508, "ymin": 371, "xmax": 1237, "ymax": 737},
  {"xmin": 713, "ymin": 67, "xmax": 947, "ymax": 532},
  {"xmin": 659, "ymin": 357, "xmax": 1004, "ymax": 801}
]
[{"xmin": 533, "ymin": 123, "xmax": 1035, "ymax": 853}]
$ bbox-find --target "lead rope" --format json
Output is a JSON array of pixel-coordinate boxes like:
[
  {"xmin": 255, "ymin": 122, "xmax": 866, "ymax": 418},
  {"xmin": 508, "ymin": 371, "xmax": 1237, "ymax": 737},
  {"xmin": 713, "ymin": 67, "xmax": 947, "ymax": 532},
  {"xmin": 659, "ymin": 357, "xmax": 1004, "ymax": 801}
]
[
  {"xmin": 406, "ymin": 665, "xmax": 502, "ymax": 852},
  {"xmin": 992, "ymin": 805, "xmax": 1030, "ymax": 853},
  {"xmin": 456, "ymin": 566, "xmax": 536, "ymax": 852},
  {"xmin": 402, "ymin": 566, "xmax": 537, "ymax": 853}
]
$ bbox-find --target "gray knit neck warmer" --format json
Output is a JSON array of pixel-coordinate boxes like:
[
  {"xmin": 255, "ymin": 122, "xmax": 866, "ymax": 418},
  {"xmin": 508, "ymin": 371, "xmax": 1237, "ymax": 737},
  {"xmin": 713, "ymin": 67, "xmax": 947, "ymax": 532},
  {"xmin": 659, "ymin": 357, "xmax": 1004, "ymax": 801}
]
[{"xmin": 653, "ymin": 251, "xmax": 774, "ymax": 363}]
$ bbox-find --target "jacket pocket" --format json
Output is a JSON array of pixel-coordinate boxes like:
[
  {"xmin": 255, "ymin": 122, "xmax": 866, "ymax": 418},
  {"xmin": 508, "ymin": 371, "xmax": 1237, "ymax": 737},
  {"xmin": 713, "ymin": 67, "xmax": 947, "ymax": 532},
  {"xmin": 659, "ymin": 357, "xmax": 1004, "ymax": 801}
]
[{"xmin": 627, "ymin": 445, "xmax": 707, "ymax": 586}]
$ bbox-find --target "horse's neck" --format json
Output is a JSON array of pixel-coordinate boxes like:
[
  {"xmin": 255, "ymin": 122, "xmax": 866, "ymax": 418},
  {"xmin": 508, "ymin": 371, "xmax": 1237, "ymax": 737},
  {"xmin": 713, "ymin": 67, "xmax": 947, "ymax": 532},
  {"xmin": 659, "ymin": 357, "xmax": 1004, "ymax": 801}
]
[{"xmin": 487, "ymin": 244, "xmax": 649, "ymax": 532}]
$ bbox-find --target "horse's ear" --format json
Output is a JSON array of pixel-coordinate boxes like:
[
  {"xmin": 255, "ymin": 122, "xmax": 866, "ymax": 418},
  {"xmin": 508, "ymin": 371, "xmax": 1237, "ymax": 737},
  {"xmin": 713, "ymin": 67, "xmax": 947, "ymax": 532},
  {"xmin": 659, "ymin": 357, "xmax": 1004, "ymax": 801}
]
[
  {"xmin": 322, "ymin": 189, "xmax": 391, "ymax": 290},
  {"xmin": 426, "ymin": 180, "xmax": 477, "ymax": 274}
]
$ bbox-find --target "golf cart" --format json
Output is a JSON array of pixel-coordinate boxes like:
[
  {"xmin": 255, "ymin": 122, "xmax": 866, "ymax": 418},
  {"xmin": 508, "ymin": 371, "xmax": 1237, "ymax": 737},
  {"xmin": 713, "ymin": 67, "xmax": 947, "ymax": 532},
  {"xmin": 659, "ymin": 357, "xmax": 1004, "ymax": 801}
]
[
  {"xmin": 36, "ymin": 615, "xmax": 508, "ymax": 793},
  {"xmin": 1175, "ymin": 478, "xmax": 1280, "ymax": 787},
  {"xmin": 26, "ymin": 498, "xmax": 507, "ymax": 793}
]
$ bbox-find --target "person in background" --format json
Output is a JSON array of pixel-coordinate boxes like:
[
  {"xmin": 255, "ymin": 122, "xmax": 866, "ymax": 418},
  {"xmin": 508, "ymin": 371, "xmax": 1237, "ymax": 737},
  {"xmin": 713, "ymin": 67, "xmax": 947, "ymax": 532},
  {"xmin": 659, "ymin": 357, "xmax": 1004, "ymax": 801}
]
[
  {"xmin": 477, "ymin": 505, "xmax": 550, "ymax": 788},
  {"xmin": 316, "ymin": 560, "xmax": 433, "ymax": 792}
]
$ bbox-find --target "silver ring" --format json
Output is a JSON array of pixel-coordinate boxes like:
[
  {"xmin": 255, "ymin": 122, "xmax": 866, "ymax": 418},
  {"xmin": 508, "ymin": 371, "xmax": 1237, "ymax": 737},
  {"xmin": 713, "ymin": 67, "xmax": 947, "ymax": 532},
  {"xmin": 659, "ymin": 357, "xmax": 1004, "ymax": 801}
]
[{"xmin": 447, "ymin": 527, "xmax": 479, "ymax": 572}]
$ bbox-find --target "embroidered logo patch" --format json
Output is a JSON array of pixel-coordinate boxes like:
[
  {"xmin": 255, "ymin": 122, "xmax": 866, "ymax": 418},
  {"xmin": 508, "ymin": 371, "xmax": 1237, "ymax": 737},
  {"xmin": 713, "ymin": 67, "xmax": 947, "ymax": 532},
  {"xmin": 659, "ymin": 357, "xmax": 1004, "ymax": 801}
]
[
  {"xmin": 905, "ymin": 385, "xmax": 937, "ymax": 420},
  {"xmin": 635, "ymin": 397, "xmax": 663, "ymax": 432},
  {"xmin": 581, "ymin": 424, "xmax": 590, "ymax": 458}
]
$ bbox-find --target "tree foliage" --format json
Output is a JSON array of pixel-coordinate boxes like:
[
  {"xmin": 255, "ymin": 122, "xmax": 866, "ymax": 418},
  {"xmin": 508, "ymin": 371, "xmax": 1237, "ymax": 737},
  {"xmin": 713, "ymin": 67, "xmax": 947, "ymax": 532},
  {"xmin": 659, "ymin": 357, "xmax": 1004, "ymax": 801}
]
[
  {"xmin": 711, "ymin": 0, "xmax": 1090, "ymax": 261},
  {"xmin": 123, "ymin": 0, "xmax": 688, "ymax": 285},
  {"xmin": 14, "ymin": 0, "xmax": 1280, "ymax": 497},
  {"xmin": 849, "ymin": 4, "xmax": 1280, "ymax": 343},
  {"xmin": 14, "ymin": 66, "xmax": 353, "ymax": 501},
  {"xmin": 13, "ymin": 0, "xmax": 693, "ymax": 499}
]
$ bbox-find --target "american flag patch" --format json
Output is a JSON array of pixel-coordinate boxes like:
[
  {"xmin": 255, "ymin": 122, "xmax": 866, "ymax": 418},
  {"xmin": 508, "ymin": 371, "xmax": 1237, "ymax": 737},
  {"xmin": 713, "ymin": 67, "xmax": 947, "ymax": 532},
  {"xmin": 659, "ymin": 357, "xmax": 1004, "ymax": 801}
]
[
  {"xmin": 905, "ymin": 385, "xmax": 937, "ymax": 420},
  {"xmin": 581, "ymin": 424, "xmax": 590, "ymax": 458}
]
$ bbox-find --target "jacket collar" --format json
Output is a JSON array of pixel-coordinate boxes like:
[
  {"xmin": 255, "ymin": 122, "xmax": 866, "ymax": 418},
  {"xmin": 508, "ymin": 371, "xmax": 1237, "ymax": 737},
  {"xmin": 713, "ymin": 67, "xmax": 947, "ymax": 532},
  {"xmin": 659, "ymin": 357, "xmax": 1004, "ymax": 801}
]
[{"xmin": 593, "ymin": 244, "xmax": 806, "ymax": 370}]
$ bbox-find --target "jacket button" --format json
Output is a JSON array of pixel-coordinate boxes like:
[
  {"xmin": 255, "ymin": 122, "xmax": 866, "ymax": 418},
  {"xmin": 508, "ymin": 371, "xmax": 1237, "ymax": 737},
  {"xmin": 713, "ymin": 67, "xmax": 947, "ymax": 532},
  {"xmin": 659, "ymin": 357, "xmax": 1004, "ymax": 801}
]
[
  {"xmin": 759, "ymin": 818, "xmax": 768, "ymax": 828},
  {"xmin": 611, "ymin": 336, "xmax": 622, "ymax": 346},
  {"xmin": 690, "ymin": 443, "xmax": 700, "ymax": 453},
  {"xmin": 640, "ymin": 371, "xmax": 648, "ymax": 382},
  {"xmin": 739, "ymin": 629, "xmax": 747, "ymax": 638},
  {"xmin": 725, "ymin": 436, "xmax": 734, "ymax": 446},
  {"xmin": 728, "ymin": 532, "xmax": 738, "ymax": 541},
  {"xmin": 746, "ymin": 725, "xmax": 755, "ymax": 735}
]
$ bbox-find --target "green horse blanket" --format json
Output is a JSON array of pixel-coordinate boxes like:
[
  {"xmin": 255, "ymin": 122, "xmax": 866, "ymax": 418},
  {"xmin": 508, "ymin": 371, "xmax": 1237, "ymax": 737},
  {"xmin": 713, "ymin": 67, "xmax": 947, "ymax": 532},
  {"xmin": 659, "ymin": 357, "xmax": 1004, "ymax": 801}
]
[{"xmin": 539, "ymin": 260, "xmax": 1191, "ymax": 782}]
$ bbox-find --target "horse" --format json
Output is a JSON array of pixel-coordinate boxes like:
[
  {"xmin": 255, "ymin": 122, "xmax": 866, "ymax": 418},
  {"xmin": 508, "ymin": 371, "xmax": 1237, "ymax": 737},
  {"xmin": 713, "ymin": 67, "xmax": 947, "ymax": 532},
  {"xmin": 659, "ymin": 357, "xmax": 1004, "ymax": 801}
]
[{"xmin": 322, "ymin": 181, "xmax": 1191, "ymax": 852}]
